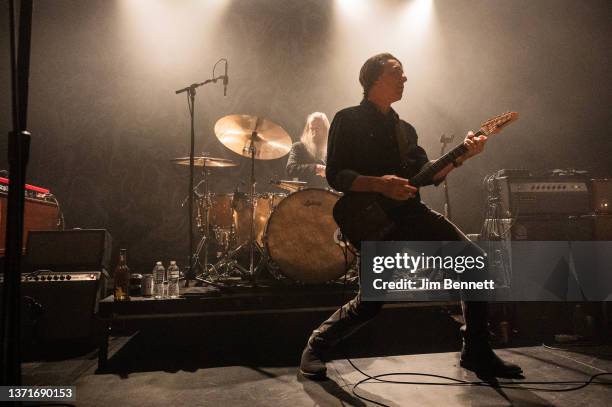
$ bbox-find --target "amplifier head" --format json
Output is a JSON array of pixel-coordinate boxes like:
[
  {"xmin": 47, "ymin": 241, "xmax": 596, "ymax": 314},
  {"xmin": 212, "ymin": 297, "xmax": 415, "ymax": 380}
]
[{"xmin": 495, "ymin": 176, "xmax": 590, "ymax": 217}]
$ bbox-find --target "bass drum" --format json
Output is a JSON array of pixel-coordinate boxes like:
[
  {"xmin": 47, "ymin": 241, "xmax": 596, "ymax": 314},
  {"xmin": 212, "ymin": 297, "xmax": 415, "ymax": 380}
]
[{"xmin": 264, "ymin": 188, "xmax": 354, "ymax": 284}]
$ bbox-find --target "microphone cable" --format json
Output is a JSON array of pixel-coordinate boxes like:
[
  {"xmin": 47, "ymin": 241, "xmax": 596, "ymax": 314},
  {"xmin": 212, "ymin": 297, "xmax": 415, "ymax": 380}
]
[{"xmin": 337, "ymin": 238, "xmax": 612, "ymax": 407}]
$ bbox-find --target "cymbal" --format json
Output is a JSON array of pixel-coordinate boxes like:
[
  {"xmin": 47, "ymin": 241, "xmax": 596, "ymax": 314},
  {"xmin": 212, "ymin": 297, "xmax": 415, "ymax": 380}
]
[
  {"xmin": 214, "ymin": 114, "xmax": 292, "ymax": 160},
  {"xmin": 171, "ymin": 156, "xmax": 238, "ymax": 168}
]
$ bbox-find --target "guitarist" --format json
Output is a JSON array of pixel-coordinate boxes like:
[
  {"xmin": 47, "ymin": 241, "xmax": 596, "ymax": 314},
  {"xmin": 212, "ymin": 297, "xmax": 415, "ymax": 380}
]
[{"xmin": 299, "ymin": 53, "xmax": 523, "ymax": 379}]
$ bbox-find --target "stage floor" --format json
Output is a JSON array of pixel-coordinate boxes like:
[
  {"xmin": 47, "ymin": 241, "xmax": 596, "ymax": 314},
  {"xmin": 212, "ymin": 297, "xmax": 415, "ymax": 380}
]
[{"xmin": 22, "ymin": 344, "xmax": 612, "ymax": 406}]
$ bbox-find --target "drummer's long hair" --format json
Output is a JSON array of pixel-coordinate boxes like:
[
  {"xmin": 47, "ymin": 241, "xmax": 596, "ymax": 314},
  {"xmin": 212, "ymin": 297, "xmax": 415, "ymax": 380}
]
[{"xmin": 300, "ymin": 112, "xmax": 329, "ymax": 162}]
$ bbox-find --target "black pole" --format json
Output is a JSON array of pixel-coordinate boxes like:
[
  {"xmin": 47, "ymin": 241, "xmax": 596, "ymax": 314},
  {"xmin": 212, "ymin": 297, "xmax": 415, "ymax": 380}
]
[
  {"xmin": 175, "ymin": 78, "xmax": 219, "ymax": 286},
  {"xmin": 187, "ymin": 88, "xmax": 196, "ymax": 285},
  {"xmin": 2, "ymin": 0, "xmax": 34, "ymax": 386}
]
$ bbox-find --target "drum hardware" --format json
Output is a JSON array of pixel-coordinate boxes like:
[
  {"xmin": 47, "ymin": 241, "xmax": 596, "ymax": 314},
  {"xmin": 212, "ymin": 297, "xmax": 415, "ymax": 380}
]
[
  {"xmin": 190, "ymin": 163, "xmax": 218, "ymax": 285},
  {"xmin": 173, "ymin": 155, "xmax": 237, "ymax": 286},
  {"xmin": 182, "ymin": 188, "xmax": 287, "ymax": 284},
  {"xmin": 215, "ymin": 115, "xmax": 292, "ymax": 282},
  {"xmin": 269, "ymin": 179, "xmax": 308, "ymax": 193},
  {"xmin": 197, "ymin": 192, "xmax": 286, "ymax": 281}
]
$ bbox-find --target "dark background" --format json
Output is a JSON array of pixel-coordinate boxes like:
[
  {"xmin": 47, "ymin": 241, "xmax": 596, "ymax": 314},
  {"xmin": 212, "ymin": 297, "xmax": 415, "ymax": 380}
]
[{"xmin": 2, "ymin": 0, "xmax": 611, "ymax": 271}]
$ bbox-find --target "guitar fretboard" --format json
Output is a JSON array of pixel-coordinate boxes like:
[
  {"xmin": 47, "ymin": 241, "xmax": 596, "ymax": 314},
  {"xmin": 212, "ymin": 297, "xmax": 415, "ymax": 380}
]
[{"xmin": 409, "ymin": 129, "xmax": 486, "ymax": 186}]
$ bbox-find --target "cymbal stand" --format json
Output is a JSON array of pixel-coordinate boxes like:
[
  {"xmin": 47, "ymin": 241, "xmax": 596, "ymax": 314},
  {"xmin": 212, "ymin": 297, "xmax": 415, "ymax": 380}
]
[
  {"xmin": 192, "ymin": 165, "xmax": 222, "ymax": 286},
  {"xmin": 234, "ymin": 129, "xmax": 267, "ymax": 282}
]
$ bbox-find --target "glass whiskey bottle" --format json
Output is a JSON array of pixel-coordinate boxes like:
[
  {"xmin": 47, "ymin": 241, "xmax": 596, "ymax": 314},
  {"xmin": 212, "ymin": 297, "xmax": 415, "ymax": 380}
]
[{"xmin": 114, "ymin": 248, "xmax": 131, "ymax": 301}]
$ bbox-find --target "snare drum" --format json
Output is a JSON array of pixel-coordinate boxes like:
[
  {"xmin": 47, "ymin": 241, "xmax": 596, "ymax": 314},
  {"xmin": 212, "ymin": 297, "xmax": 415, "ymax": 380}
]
[{"xmin": 264, "ymin": 188, "xmax": 354, "ymax": 284}]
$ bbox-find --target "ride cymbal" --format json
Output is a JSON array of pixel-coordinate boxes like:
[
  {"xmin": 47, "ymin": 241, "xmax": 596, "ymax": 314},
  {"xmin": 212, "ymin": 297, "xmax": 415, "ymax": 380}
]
[{"xmin": 214, "ymin": 114, "xmax": 292, "ymax": 160}]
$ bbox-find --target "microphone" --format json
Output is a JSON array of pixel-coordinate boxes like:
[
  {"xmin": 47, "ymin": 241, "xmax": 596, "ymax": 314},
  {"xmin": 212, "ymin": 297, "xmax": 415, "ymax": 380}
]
[{"xmin": 223, "ymin": 60, "xmax": 228, "ymax": 96}]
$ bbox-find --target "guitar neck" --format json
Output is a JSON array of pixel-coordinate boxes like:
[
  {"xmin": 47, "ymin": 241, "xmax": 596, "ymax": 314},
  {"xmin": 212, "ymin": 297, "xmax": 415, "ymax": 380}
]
[{"xmin": 410, "ymin": 129, "xmax": 485, "ymax": 187}]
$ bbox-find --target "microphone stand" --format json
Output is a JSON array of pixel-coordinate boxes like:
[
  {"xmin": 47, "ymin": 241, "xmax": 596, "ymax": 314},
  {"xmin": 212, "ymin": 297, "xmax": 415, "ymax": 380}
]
[
  {"xmin": 439, "ymin": 133, "xmax": 454, "ymax": 220},
  {"xmin": 175, "ymin": 76, "xmax": 223, "ymax": 287}
]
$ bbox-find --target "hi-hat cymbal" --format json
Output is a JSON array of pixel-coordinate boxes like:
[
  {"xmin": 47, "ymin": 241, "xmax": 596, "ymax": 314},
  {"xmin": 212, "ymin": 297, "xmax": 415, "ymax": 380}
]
[
  {"xmin": 214, "ymin": 114, "xmax": 292, "ymax": 160},
  {"xmin": 171, "ymin": 156, "xmax": 237, "ymax": 168}
]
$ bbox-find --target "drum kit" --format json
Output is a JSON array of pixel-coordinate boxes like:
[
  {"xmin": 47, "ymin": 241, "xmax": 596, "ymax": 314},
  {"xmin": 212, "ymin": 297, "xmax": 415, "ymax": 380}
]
[{"xmin": 172, "ymin": 114, "xmax": 355, "ymax": 285}]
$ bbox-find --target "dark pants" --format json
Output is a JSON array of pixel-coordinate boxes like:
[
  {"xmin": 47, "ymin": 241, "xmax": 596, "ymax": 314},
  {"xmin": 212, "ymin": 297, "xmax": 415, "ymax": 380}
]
[{"xmin": 308, "ymin": 205, "xmax": 489, "ymax": 353}]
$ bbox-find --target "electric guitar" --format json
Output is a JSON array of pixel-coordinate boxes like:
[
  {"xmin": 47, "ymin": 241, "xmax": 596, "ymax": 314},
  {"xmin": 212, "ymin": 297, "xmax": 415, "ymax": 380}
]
[{"xmin": 332, "ymin": 112, "xmax": 519, "ymax": 246}]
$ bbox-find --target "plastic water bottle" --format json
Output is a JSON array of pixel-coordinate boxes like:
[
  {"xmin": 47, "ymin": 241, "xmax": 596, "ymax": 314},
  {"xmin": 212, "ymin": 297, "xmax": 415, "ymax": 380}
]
[
  {"xmin": 153, "ymin": 261, "xmax": 166, "ymax": 299},
  {"xmin": 167, "ymin": 261, "xmax": 180, "ymax": 299}
]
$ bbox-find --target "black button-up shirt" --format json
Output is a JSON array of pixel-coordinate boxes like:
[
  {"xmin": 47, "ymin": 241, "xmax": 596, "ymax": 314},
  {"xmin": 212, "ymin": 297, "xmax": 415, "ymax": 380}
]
[
  {"xmin": 285, "ymin": 142, "xmax": 328, "ymax": 188},
  {"xmin": 326, "ymin": 100, "xmax": 436, "ymax": 203}
]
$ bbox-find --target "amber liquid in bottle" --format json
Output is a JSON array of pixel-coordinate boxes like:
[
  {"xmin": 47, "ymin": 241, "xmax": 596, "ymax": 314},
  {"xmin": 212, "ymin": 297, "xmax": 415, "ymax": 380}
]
[{"xmin": 114, "ymin": 248, "xmax": 131, "ymax": 301}]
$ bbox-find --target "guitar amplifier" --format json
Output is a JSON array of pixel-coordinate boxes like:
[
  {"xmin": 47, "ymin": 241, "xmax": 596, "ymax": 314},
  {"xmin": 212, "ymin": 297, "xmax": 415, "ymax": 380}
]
[
  {"xmin": 0, "ymin": 192, "xmax": 59, "ymax": 256},
  {"xmin": 495, "ymin": 175, "xmax": 590, "ymax": 217},
  {"xmin": 0, "ymin": 271, "xmax": 107, "ymax": 341}
]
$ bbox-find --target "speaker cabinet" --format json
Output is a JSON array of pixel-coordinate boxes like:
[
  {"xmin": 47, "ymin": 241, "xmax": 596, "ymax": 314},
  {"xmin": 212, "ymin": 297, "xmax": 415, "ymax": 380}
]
[
  {"xmin": 511, "ymin": 216, "xmax": 594, "ymax": 240},
  {"xmin": 484, "ymin": 216, "xmax": 593, "ymax": 241},
  {"xmin": 26, "ymin": 229, "xmax": 112, "ymax": 272},
  {"xmin": 0, "ymin": 271, "xmax": 107, "ymax": 342},
  {"xmin": 589, "ymin": 214, "xmax": 612, "ymax": 240}
]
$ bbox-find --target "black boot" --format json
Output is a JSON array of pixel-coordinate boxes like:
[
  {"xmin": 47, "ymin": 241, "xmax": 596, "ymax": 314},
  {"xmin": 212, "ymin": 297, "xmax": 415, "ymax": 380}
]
[
  {"xmin": 460, "ymin": 340, "xmax": 523, "ymax": 377},
  {"xmin": 299, "ymin": 343, "xmax": 327, "ymax": 380},
  {"xmin": 299, "ymin": 294, "xmax": 382, "ymax": 380},
  {"xmin": 460, "ymin": 301, "xmax": 523, "ymax": 377}
]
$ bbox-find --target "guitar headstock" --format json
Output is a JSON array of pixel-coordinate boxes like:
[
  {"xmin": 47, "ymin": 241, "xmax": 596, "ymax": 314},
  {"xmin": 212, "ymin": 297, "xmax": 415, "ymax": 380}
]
[{"xmin": 480, "ymin": 111, "xmax": 518, "ymax": 136}]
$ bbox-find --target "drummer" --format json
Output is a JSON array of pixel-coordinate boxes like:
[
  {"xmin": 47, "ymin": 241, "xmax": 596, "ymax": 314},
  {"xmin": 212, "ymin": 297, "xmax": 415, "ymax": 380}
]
[{"xmin": 286, "ymin": 112, "xmax": 330, "ymax": 189}]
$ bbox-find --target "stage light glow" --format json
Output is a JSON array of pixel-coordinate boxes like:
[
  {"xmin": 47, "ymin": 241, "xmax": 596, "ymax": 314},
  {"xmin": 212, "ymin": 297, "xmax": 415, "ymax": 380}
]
[
  {"xmin": 400, "ymin": 0, "xmax": 434, "ymax": 35},
  {"xmin": 334, "ymin": 0, "xmax": 370, "ymax": 22},
  {"xmin": 118, "ymin": 0, "xmax": 231, "ymax": 72},
  {"xmin": 332, "ymin": 0, "xmax": 435, "ymax": 47},
  {"xmin": 329, "ymin": 0, "xmax": 439, "ymax": 126},
  {"xmin": 330, "ymin": 0, "xmax": 436, "ymax": 69}
]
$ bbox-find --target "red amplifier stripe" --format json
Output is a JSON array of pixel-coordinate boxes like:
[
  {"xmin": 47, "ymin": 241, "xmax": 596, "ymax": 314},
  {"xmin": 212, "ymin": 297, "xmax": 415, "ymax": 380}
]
[{"xmin": 0, "ymin": 177, "xmax": 51, "ymax": 194}]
